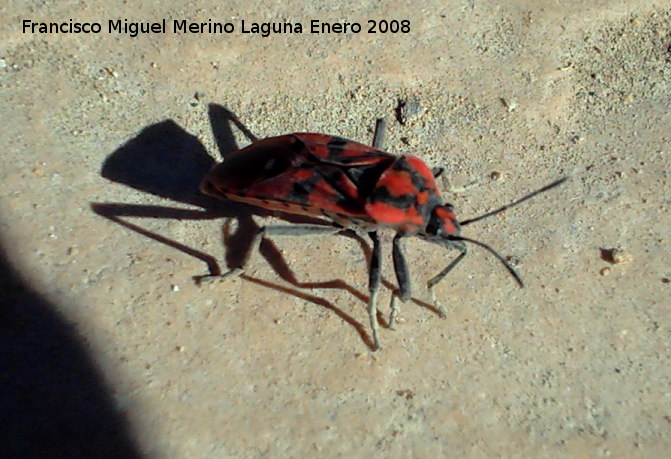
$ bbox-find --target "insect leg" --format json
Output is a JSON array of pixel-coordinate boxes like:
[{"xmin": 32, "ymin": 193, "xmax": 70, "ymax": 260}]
[
  {"xmin": 432, "ymin": 167, "xmax": 480, "ymax": 193},
  {"xmin": 426, "ymin": 243, "xmax": 468, "ymax": 316},
  {"xmin": 367, "ymin": 231, "xmax": 382, "ymax": 351},
  {"xmin": 197, "ymin": 224, "xmax": 340, "ymax": 283},
  {"xmin": 431, "ymin": 167, "xmax": 445, "ymax": 178},
  {"xmin": 441, "ymin": 174, "xmax": 480, "ymax": 194},
  {"xmin": 389, "ymin": 234, "xmax": 411, "ymax": 329},
  {"xmin": 362, "ymin": 119, "xmax": 387, "ymax": 350},
  {"xmin": 372, "ymin": 118, "xmax": 386, "ymax": 149}
]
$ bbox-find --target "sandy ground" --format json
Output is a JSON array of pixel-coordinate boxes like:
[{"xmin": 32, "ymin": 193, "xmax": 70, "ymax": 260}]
[{"xmin": 2, "ymin": 0, "xmax": 671, "ymax": 457}]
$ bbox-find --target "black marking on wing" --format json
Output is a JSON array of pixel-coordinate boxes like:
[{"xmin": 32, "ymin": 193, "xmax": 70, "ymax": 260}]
[
  {"xmin": 368, "ymin": 186, "xmax": 417, "ymax": 210},
  {"xmin": 313, "ymin": 168, "xmax": 365, "ymax": 213},
  {"xmin": 290, "ymin": 172, "xmax": 320, "ymax": 205},
  {"xmin": 305, "ymin": 136, "xmax": 391, "ymax": 166},
  {"xmin": 344, "ymin": 161, "xmax": 392, "ymax": 197},
  {"xmin": 326, "ymin": 136, "xmax": 349, "ymax": 153}
]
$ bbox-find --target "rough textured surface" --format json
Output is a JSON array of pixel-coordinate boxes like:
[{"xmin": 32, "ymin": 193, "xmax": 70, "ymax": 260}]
[{"xmin": 1, "ymin": 1, "xmax": 670, "ymax": 457}]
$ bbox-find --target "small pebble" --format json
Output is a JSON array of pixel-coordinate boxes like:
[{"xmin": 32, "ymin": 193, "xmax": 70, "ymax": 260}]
[
  {"xmin": 600, "ymin": 267, "xmax": 611, "ymax": 276},
  {"xmin": 171, "ymin": 284, "xmax": 180, "ymax": 292},
  {"xmin": 611, "ymin": 249, "xmax": 632, "ymax": 265},
  {"xmin": 396, "ymin": 389, "xmax": 415, "ymax": 400},
  {"xmin": 396, "ymin": 97, "xmax": 423, "ymax": 125},
  {"xmin": 505, "ymin": 255, "xmax": 520, "ymax": 266},
  {"xmin": 499, "ymin": 97, "xmax": 517, "ymax": 112},
  {"xmin": 601, "ymin": 248, "xmax": 633, "ymax": 265},
  {"xmin": 490, "ymin": 171, "xmax": 502, "ymax": 180}
]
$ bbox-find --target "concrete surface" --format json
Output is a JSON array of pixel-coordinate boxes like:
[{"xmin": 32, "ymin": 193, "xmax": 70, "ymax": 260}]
[{"xmin": 1, "ymin": 0, "xmax": 670, "ymax": 457}]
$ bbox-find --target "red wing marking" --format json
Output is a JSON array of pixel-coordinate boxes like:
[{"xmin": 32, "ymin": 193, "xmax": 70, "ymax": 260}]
[
  {"xmin": 365, "ymin": 201, "xmax": 424, "ymax": 228},
  {"xmin": 374, "ymin": 169, "xmax": 419, "ymax": 196},
  {"xmin": 405, "ymin": 156, "xmax": 436, "ymax": 184},
  {"xmin": 294, "ymin": 133, "xmax": 394, "ymax": 166},
  {"xmin": 220, "ymin": 165, "xmax": 369, "ymax": 220}
]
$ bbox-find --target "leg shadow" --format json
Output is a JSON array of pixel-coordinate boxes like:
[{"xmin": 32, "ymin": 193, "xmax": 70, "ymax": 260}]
[{"xmin": 92, "ymin": 105, "xmax": 373, "ymax": 345}]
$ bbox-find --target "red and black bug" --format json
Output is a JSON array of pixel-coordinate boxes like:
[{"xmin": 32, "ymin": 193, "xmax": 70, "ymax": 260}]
[{"xmin": 200, "ymin": 119, "xmax": 566, "ymax": 350}]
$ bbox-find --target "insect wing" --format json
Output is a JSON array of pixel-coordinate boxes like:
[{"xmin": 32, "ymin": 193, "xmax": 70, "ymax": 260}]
[
  {"xmin": 201, "ymin": 134, "xmax": 303, "ymax": 199},
  {"xmin": 201, "ymin": 132, "xmax": 390, "ymax": 223}
]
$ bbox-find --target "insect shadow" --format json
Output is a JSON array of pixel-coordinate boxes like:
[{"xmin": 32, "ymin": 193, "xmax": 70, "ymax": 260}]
[{"xmin": 91, "ymin": 104, "xmax": 386, "ymax": 347}]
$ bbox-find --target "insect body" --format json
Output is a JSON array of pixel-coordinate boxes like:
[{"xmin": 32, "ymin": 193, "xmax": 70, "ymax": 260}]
[{"xmin": 200, "ymin": 119, "xmax": 566, "ymax": 350}]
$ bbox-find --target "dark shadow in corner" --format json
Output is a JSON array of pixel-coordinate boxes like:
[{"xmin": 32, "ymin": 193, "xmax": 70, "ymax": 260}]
[{"xmin": 0, "ymin": 238, "xmax": 142, "ymax": 458}]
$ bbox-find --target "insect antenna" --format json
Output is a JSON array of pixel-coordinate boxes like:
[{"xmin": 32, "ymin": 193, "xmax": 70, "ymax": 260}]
[
  {"xmin": 460, "ymin": 177, "xmax": 567, "ymax": 226},
  {"xmin": 449, "ymin": 235, "xmax": 524, "ymax": 287}
]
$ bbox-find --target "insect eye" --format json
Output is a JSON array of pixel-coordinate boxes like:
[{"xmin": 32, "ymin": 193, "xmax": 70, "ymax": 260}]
[
  {"xmin": 426, "ymin": 209, "xmax": 444, "ymax": 236},
  {"xmin": 426, "ymin": 205, "xmax": 459, "ymax": 237}
]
